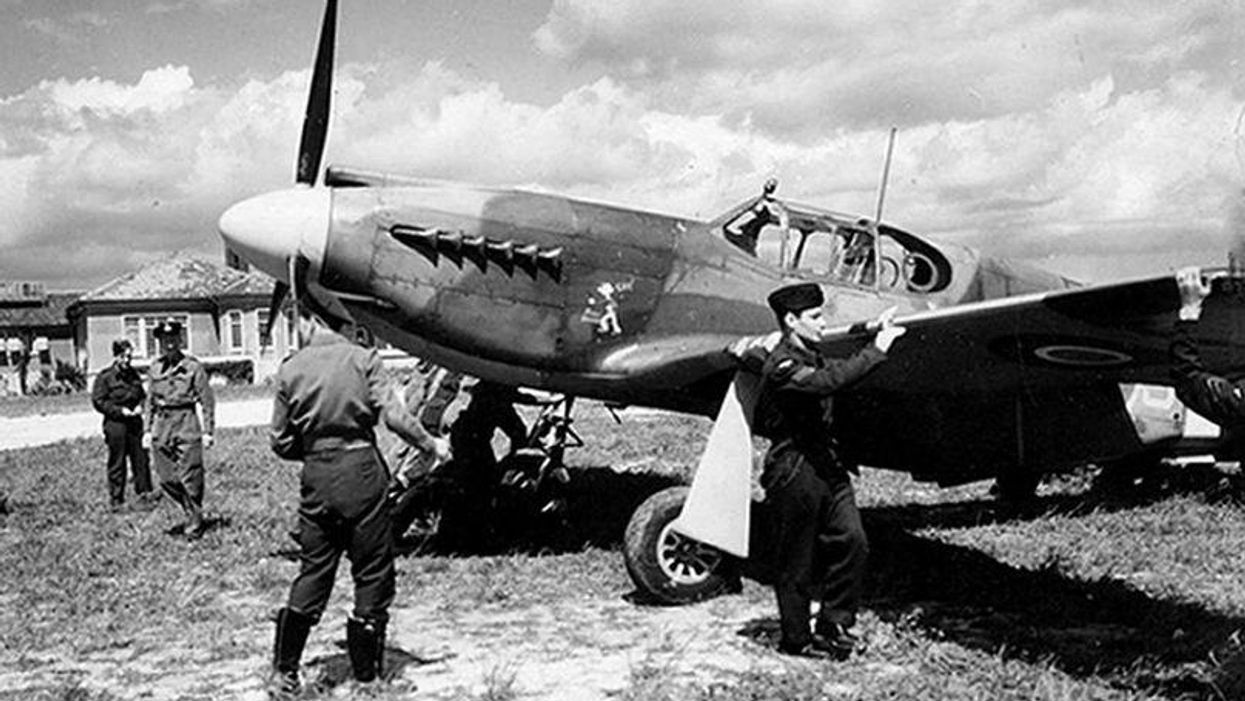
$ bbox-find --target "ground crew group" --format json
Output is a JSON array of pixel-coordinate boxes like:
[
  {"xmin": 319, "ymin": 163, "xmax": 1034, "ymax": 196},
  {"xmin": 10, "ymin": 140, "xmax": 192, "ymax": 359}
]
[{"xmin": 88, "ymin": 269, "xmax": 1236, "ymax": 692}]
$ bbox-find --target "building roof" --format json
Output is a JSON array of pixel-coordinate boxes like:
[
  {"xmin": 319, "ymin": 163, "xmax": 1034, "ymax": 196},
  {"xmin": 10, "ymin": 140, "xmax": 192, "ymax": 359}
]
[
  {"xmin": 0, "ymin": 292, "xmax": 80, "ymax": 328},
  {"xmin": 79, "ymin": 253, "xmax": 275, "ymax": 302}
]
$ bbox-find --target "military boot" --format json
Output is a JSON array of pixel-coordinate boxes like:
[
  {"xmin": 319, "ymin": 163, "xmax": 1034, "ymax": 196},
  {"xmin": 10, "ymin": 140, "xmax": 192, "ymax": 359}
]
[
  {"xmin": 345, "ymin": 615, "xmax": 386, "ymax": 682},
  {"xmin": 270, "ymin": 608, "xmax": 315, "ymax": 699},
  {"xmin": 812, "ymin": 621, "xmax": 863, "ymax": 660},
  {"xmin": 184, "ymin": 503, "xmax": 206, "ymax": 541}
]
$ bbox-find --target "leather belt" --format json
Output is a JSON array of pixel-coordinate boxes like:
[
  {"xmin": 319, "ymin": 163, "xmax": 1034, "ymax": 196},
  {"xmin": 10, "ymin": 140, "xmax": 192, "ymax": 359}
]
[{"xmin": 306, "ymin": 437, "xmax": 373, "ymax": 454}]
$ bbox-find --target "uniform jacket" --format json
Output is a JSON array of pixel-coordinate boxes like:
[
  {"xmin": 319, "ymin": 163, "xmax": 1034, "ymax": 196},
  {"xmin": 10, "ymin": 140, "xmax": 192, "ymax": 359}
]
[
  {"xmin": 387, "ymin": 362, "xmax": 473, "ymax": 482},
  {"xmin": 270, "ymin": 331, "xmax": 388, "ymax": 461},
  {"xmin": 754, "ymin": 335, "xmax": 886, "ymax": 482},
  {"xmin": 1171, "ymin": 319, "xmax": 1245, "ymax": 427},
  {"xmin": 145, "ymin": 350, "xmax": 215, "ymax": 437},
  {"xmin": 92, "ymin": 362, "xmax": 145, "ymax": 422}
]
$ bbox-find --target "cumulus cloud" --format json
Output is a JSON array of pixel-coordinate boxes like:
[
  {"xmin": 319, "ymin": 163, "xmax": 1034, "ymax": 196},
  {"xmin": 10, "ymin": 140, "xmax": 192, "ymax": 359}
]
[
  {"xmin": 2, "ymin": 11, "xmax": 1242, "ymax": 289},
  {"xmin": 533, "ymin": 0, "xmax": 1243, "ymax": 138}
]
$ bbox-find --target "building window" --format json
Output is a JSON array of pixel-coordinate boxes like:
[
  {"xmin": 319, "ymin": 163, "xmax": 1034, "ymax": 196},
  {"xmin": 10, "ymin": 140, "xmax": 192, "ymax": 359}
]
[
  {"xmin": 257, "ymin": 310, "xmax": 273, "ymax": 351},
  {"xmin": 124, "ymin": 317, "xmax": 141, "ymax": 354},
  {"xmin": 225, "ymin": 310, "xmax": 244, "ymax": 353},
  {"xmin": 0, "ymin": 337, "xmax": 9, "ymax": 367},
  {"xmin": 34, "ymin": 337, "xmax": 50, "ymax": 365},
  {"xmin": 122, "ymin": 315, "xmax": 191, "ymax": 358}
]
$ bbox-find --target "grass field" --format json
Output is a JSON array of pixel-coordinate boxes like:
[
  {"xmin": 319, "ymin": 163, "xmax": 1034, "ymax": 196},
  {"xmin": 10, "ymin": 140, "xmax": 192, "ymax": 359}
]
[{"xmin": 2, "ymin": 402, "xmax": 1245, "ymax": 700}]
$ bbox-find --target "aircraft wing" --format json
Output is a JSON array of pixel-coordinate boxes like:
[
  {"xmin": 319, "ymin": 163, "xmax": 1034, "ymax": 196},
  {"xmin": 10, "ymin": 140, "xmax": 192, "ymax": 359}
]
[
  {"xmin": 601, "ymin": 270, "xmax": 1245, "ymax": 484},
  {"xmin": 821, "ymin": 271, "xmax": 1245, "ymax": 394},
  {"xmin": 601, "ymin": 271, "xmax": 1245, "ymax": 402}
]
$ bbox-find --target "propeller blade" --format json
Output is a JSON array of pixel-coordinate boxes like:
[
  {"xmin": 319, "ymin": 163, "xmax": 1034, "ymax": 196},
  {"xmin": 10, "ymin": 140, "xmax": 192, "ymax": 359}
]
[
  {"xmin": 260, "ymin": 281, "xmax": 289, "ymax": 346},
  {"xmin": 290, "ymin": 253, "xmax": 309, "ymax": 306},
  {"xmin": 295, "ymin": 0, "xmax": 337, "ymax": 185}
]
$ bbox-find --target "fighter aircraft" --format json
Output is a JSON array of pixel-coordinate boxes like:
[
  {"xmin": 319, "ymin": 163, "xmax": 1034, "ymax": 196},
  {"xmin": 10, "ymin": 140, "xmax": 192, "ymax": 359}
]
[{"xmin": 218, "ymin": 0, "xmax": 1245, "ymax": 603}]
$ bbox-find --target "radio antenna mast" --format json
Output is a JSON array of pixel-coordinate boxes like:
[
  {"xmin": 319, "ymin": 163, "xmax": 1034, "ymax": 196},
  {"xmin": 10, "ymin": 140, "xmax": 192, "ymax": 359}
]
[{"xmin": 874, "ymin": 126, "xmax": 898, "ymax": 223}]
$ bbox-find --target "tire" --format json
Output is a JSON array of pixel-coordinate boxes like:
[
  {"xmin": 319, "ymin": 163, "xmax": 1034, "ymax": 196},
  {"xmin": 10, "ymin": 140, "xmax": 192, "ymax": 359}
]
[{"xmin": 623, "ymin": 486, "xmax": 730, "ymax": 605}]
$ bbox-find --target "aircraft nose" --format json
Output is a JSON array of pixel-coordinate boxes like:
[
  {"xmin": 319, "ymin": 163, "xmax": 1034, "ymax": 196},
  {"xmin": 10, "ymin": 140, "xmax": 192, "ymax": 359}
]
[{"xmin": 217, "ymin": 187, "xmax": 330, "ymax": 282}]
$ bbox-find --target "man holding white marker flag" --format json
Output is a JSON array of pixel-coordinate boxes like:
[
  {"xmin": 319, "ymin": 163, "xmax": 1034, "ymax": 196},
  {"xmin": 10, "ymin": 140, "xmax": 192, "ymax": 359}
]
[{"xmin": 678, "ymin": 282, "xmax": 904, "ymax": 660}]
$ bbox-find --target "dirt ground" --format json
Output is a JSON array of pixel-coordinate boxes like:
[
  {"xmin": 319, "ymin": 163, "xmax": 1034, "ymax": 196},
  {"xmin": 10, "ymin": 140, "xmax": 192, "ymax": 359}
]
[
  {"xmin": 0, "ymin": 399, "xmax": 273, "ymax": 452},
  {"xmin": 0, "ymin": 576, "xmax": 816, "ymax": 700},
  {"xmin": 0, "ymin": 407, "xmax": 829, "ymax": 700}
]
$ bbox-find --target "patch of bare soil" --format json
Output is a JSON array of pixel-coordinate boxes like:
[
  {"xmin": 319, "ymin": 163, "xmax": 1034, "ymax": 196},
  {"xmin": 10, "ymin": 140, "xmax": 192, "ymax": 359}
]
[{"xmin": 0, "ymin": 585, "xmax": 808, "ymax": 700}]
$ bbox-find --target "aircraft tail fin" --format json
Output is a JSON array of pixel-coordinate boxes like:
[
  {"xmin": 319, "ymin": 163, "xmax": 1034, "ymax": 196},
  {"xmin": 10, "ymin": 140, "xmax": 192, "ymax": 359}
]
[{"xmin": 670, "ymin": 372, "xmax": 761, "ymax": 559}]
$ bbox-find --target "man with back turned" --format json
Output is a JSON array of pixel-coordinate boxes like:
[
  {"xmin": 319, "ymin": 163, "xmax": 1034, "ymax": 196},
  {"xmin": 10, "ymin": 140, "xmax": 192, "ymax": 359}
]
[{"xmin": 267, "ymin": 311, "xmax": 427, "ymax": 697}]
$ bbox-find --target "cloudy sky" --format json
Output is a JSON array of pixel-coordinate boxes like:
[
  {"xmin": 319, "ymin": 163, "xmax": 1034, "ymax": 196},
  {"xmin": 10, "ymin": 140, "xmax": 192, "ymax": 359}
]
[{"xmin": 1, "ymin": 0, "xmax": 1243, "ymax": 290}]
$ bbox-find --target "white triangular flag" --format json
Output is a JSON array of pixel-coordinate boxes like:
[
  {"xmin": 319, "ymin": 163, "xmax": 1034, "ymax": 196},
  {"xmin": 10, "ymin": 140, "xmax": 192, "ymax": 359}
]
[{"xmin": 670, "ymin": 371, "xmax": 760, "ymax": 558}]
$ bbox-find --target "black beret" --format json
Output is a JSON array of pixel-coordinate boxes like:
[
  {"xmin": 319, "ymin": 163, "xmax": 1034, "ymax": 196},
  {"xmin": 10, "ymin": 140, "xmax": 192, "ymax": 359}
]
[
  {"xmin": 152, "ymin": 319, "xmax": 184, "ymax": 338},
  {"xmin": 767, "ymin": 282, "xmax": 824, "ymax": 318}
]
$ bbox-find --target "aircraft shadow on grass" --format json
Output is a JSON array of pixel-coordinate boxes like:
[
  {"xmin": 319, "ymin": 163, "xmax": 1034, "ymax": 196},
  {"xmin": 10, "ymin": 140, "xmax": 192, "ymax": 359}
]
[
  {"xmin": 396, "ymin": 466, "xmax": 683, "ymax": 557},
  {"xmin": 365, "ymin": 459, "xmax": 1245, "ymax": 695},
  {"xmin": 749, "ymin": 461, "xmax": 1245, "ymax": 696}
]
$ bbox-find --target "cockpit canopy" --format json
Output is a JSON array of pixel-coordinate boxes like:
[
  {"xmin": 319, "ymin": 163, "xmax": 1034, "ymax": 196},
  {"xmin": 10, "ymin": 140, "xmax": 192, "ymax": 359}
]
[{"xmin": 715, "ymin": 195, "xmax": 951, "ymax": 294}]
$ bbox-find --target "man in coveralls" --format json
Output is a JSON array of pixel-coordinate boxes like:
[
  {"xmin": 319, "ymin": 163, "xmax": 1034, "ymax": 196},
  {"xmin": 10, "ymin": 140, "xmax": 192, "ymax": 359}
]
[
  {"xmin": 143, "ymin": 319, "xmax": 215, "ymax": 539},
  {"xmin": 440, "ymin": 380, "xmax": 530, "ymax": 548},
  {"xmin": 1171, "ymin": 267, "xmax": 1245, "ymax": 430},
  {"xmin": 267, "ymin": 312, "xmax": 428, "ymax": 696},
  {"xmin": 733, "ymin": 282, "xmax": 905, "ymax": 659},
  {"xmin": 92, "ymin": 338, "xmax": 153, "ymax": 511},
  {"xmin": 386, "ymin": 361, "xmax": 463, "ymax": 543}
]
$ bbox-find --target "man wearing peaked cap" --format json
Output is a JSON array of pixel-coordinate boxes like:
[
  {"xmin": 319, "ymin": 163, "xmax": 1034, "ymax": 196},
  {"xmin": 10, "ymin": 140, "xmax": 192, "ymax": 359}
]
[
  {"xmin": 729, "ymin": 282, "xmax": 905, "ymax": 660},
  {"xmin": 143, "ymin": 317, "xmax": 215, "ymax": 541}
]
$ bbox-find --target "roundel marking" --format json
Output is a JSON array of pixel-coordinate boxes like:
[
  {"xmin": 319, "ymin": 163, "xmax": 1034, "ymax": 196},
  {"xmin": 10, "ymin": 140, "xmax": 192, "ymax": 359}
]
[{"xmin": 1031, "ymin": 344, "xmax": 1133, "ymax": 367}]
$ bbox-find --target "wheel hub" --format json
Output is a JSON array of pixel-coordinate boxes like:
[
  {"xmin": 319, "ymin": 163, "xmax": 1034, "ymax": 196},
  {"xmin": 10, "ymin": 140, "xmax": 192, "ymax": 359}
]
[{"xmin": 655, "ymin": 522, "xmax": 722, "ymax": 585}]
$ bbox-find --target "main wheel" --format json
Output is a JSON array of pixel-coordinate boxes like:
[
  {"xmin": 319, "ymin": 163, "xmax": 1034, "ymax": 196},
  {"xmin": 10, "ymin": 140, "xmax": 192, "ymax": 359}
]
[{"xmin": 623, "ymin": 486, "xmax": 731, "ymax": 605}]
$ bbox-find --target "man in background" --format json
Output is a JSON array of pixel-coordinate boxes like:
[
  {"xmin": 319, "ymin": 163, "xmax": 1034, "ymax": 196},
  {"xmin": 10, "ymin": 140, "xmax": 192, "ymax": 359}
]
[
  {"xmin": 1171, "ymin": 267, "xmax": 1245, "ymax": 428},
  {"xmin": 92, "ymin": 338, "xmax": 153, "ymax": 512},
  {"xmin": 144, "ymin": 319, "xmax": 215, "ymax": 540},
  {"xmin": 724, "ymin": 177, "xmax": 788, "ymax": 257}
]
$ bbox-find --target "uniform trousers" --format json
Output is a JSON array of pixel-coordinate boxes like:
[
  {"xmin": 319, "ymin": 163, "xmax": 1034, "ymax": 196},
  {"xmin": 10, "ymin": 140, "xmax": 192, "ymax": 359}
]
[
  {"xmin": 288, "ymin": 445, "xmax": 395, "ymax": 623},
  {"xmin": 151, "ymin": 409, "xmax": 205, "ymax": 507},
  {"xmin": 763, "ymin": 453, "xmax": 868, "ymax": 647},
  {"xmin": 152, "ymin": 436, "xmax": 204, "ymax": 506},
  {"xmin": 103, "ymin": 417, "xmax": 152, "ymax": 505}
]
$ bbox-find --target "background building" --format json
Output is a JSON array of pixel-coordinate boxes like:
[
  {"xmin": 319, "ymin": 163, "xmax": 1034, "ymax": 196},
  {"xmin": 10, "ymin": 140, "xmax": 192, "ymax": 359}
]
[
  {"xmin": 0, "ymin": 281, "xmax": 79, "ymax": 396},
  {"xmin": 66, "ymin": 254, "xmax": 297, "ymax": 385}
]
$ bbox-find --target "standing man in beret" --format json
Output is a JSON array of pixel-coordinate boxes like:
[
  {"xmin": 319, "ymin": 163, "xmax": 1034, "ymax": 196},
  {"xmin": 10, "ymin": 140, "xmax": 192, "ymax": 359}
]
[
  {"xmin": 92, "ymin": 338, "xmax": 154, "ymax": 512},
  {"xmin": 730, "ymin": 282, "xmax": 905, "ymax": 659},
  {"xmin": 143, "ymin": 318, "xmax": 215, "ymax": 540}
]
